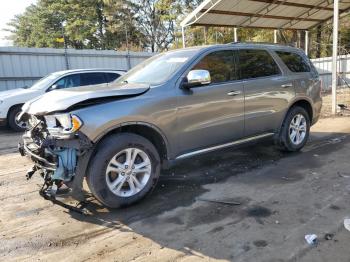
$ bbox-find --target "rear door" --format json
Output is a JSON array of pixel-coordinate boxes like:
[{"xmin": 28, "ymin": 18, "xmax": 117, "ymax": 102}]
[
  {"xmin": 275, "ymin": 50, "xmax": 318, "ymax": 96},
  {"xmin": 176, "ymin": 49, "xmax": 244, "ymax": 155},
  {"xmin": 105, "ymin": 72, "xmax": 121, "ymax": 83},
  {"xmin": 239, "ymin": 49, "xmax": 296, "ymax": 137},
  {"xmin": 80, "ymin": 72, "xmax": 107, "ymax": 86}
]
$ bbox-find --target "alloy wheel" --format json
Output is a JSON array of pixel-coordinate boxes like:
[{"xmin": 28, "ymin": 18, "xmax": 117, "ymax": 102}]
[
  {"xmin": 289, "ymin": 114, "xmax": 307, "ymax": 145},
  {"xmin": 105, "ymin": 148, "xmax": 152, "ymax": 197}
]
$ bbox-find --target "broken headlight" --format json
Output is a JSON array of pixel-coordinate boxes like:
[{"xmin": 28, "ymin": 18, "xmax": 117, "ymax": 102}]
[
  {"xmin": 28, "ymin": 115, "xmax": 40, "ymax": 128},
  {"xmin": 44, "ymin": 114, "xmax": 83, "ymax": 138}
]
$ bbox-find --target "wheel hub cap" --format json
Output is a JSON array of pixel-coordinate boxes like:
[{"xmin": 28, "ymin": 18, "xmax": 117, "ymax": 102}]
[
  {"xmin": 105, "ymin": 148, "xmax": 151, "ymax": 197},
  {"xmin": 289, "ymin": 114, "xmax": 307, "ymax": 145}
]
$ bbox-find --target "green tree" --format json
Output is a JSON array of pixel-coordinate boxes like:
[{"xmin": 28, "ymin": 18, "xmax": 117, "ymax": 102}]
[{"xmin": 7, "ymin": 0, "xmax": 124, "ymax": 49}]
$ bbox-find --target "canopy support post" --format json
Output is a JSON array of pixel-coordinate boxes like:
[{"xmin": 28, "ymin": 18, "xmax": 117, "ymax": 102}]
[
  {"xmin": 332, "ymin": 0, "xmax": 339, "ymax": 115},
  {"xmin": 234, "ymin": 27, "xmax": 238, "ymax": 42},
  {"xmin": 182, "ymin": 26, "xmax": 186, "ymax": 48},
  {"xmin": 274, "ymin": 30, "xmax": 278, "ymax": 43},
  {"xmin": 305, "ymin": 31, "xmax": 309, "ymax": 56}
]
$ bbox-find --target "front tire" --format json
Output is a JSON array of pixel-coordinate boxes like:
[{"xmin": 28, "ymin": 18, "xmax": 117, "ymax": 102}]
[
  {"xmin": 8, "ymin": 106, "xmax": 27, "ymax": 132},
  {"xmin": 278, "ymin": 106, "xmax": 310, "ymax": 152},
  {"xmin": 87, "ymin": 133, "xmax": 161, "ymax": 208}
]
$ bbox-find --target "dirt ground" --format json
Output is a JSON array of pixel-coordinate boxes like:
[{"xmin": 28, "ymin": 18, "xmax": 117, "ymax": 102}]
[
  {"xmin": 321, "ymin": 89, "xmax": 350, "ymax": 117},
  {"xmin": 1, "ymin": 117, "xmax": 350, "ymax": 262}
]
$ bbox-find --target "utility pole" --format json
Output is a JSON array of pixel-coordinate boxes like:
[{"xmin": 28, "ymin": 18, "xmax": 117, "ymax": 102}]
[
  {"xmin": 182, "ymin": 27, "xmax": 186, "ymax": 48},
  {"xmin": 61, "ymin": 21, "xmax": 69, "ymax": 70},
  {"xmin": 125, "ymin": 27, "xmax": 131, "ymax": 70}
]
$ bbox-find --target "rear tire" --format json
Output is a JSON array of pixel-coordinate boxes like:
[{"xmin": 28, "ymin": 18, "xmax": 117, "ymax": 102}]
[
  {"xmin": 8, "ymin": 106, "xmax": 27, "ymax": 132},
  {"xmin": 278, "ymin": 106, "xmax": 310, "ymax": 152},
  {"xmin": 87, "ymin": 133, "xmax": 161, "ymax": 208}
]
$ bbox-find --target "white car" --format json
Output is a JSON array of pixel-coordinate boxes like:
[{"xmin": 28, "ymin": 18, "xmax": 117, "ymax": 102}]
[{"xmin": 0, "ymin": 69, "xmax": 125, "ymax": 131}]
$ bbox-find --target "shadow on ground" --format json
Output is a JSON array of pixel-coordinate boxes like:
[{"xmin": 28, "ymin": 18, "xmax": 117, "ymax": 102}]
[
  {"xmin": 5, "ymin": 126, "xmax": 350, "ymax": 260},
  {"xmin": 53, "ymin": 132, "xmax": 349, "ymax": 260}
]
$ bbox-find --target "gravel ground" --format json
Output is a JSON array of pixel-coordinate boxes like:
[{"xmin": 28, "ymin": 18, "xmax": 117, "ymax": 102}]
[{"xmin": 1, "ymin": 118, "xmax": 350, "ymax": 262}]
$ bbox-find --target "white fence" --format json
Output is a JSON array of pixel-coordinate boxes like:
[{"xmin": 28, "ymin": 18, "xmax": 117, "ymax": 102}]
[
  {"xmin": 311, "ymin": 55, "xmax": 350, "ymax": 91},
  {"xmin": 0, "ymin": 47, "xmax": 154, "ymax": 91}
]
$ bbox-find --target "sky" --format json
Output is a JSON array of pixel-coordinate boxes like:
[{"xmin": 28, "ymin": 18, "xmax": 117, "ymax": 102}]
[{"xmin": 0, "ymin": 0, "xmax": 37, "ymax": 46}]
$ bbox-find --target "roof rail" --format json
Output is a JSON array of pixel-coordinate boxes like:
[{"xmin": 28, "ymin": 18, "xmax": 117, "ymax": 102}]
[{"xmin": 227, "ymin": 41, "xmax": 296, "ymax": 47}]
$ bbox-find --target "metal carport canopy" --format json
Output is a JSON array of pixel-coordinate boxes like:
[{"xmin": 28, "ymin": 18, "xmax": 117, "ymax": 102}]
[
  {"xmin": 181, "ymin": 0, "xmax": 350, "ymax": 30},
  {"xmin": 181, "ymin": 0, "xmax": 350, "ymax": 115}
]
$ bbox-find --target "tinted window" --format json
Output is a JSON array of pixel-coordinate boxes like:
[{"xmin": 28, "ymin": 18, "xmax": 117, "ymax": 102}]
[
  {"xmin": 105, "ymin": 73, "xmax": 120, "ymax": 82},
  {"xmin": 52, "ymin": 74, "xmax": 81, "ymax": 90},
  {"xmin": 80, "ymin": 73, "xmax": 106, "ymax": 86},
  {"xmin": 238, "ymin": 49, "xmax": 280, "ymax": 79},
  {"xmin": 276, "ymin": 51, "xmax": 310, "ymax": 73},
  {"xmin": 192, "ymin": 50, "xmax": 237, "ymax": 83}
]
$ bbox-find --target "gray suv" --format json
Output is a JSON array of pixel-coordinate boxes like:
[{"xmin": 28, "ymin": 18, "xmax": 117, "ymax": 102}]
[{"xmin": 19, "ymin": 43, "xmax": 322, "ymax": 208}]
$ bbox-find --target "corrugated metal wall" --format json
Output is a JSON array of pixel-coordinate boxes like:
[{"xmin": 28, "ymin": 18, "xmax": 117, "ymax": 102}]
[
  {"xmin": 1, "ymin": 47, "xmax": 347, "ymax": 92},
  {"xmin": 0, "ymin": 47, "xmax": 154, "ymax": 91}
]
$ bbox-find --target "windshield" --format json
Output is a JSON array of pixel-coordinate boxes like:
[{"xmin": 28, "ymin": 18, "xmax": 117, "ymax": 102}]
[
  {"xmin": 29, "ymin": 72, "xmax": 63, "ymax": 90},
  {"xmin": 116, "ymin": 49, "xmax": 198, "ymax": 85}
]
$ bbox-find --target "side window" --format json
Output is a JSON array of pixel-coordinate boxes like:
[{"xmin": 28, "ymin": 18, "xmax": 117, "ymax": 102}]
[
  {"xmin": 238, "ymin": 49, "xmax": 280, "ymax": 79},
  {"xmin": 276, "ymin": 51, "xmax": 311, "ymax": 73},
  {"xmin": 51, "ymin": 74, "xmax": 81, "ymax": 90},
  {"xmin": 105, "ymin": 73, "xmax": 120, "ymax": 82},
  {"xmin": 80, "ymin": 73, "xmax": 107, "ymax": 86},
  {"xmin": 192, "ymin": 50, "xmax": 237, "ymax": 84}
]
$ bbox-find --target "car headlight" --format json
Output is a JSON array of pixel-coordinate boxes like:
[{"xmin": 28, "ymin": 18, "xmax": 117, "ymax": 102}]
[{"xmin": 44, "ymin": 114, "xmax": 83, "ymax": 137}]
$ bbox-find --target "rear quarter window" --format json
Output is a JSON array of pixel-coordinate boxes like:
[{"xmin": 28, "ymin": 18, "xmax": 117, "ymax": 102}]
[{"xmin": 276, "ymin": 51, "xmax": 311, "ymax": 73}]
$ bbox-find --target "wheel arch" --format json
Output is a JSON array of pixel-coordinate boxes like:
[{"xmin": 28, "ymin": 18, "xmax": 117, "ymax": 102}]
[
  {"xmin": 7, "ymin": 103, "xmax": 24, "ymax": 119},
  {"xmin": 277, "ymin": 98, "xmax": 313, "ymax": 134},
  {"xmin": 92, "ymin": 122, "xmax": 170, "ymax": 163},
  {"xmin": 290, "ymin": 99, "xmax": 313, "ymax": 122}
]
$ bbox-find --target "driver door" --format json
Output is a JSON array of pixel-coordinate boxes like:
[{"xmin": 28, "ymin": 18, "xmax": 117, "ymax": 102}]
[{"xmin": 176, "ymin": 50, "xmax": 244, "ymax": 157}]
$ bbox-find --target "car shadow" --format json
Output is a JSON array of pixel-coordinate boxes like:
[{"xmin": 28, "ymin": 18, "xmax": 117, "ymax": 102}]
[
  {"xmin": 62, "ymin": 140, "xmax": 291, "ymax": 259},
  {"xmin": 0, "ymin": 126, "xmax": 23, "ymax": 155},
  {"xmin": 18, "ymin": 131, "xmax": 350, "ymax": 260}
]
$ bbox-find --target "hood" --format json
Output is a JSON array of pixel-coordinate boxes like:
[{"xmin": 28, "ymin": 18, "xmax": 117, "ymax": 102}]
[
  {"xmin": 0, "ymin": 88, "xmax": 39, "ymax": 99},
  {"xmin": 23, "ymin": 82, "xmax": 150, "ymax": 115}
]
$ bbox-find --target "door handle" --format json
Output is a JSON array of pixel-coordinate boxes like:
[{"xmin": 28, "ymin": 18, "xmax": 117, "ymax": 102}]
[
  {"xmin": 281, "ymin": 83, "xmax": 293, "ymax": 88},
  {"xmin": 227, "ymin": 91, "xmax": 242, "ymax": 96}
]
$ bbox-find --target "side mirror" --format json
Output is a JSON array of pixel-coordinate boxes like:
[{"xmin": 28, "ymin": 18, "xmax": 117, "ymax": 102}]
[
  {"xmin": 183, "ymin": 70, "xmax": 211, "ymax": 88},
  {"xmin": 48, "ymin": 84, "xmax": 59, "ymax": 92}
]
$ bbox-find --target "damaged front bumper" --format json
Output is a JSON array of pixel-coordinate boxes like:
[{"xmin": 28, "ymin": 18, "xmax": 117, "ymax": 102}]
[
  {"xmin": 19, "ymin": 127, "xmax": 94, "ymax": 202},
  {"xmin": 18, "ymin": 134, "xmax": 57, "ymax": 171}
]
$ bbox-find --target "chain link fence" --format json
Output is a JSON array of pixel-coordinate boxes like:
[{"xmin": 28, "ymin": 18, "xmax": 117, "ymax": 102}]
[{"xmin": 311, "ymin": 52, "xmax": 350, "ymax": 117}]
